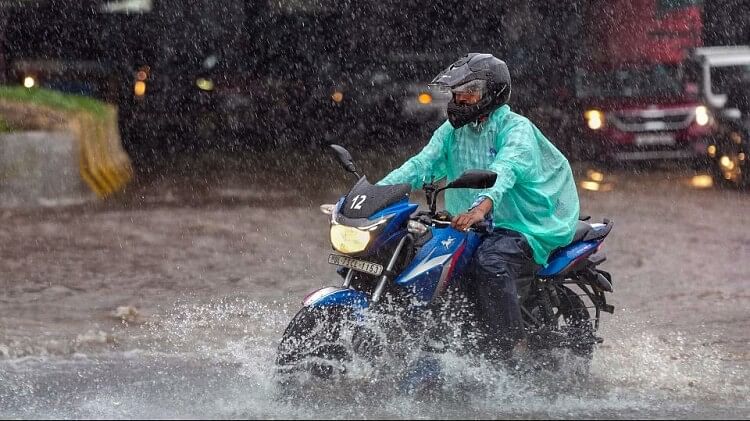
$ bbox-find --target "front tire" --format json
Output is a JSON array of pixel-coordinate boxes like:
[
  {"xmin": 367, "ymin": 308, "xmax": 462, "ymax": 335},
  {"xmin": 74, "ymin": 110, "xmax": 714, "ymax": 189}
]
[{"xmin": 276, "ymin": 306, "xmax": 351, "ymax": 378}]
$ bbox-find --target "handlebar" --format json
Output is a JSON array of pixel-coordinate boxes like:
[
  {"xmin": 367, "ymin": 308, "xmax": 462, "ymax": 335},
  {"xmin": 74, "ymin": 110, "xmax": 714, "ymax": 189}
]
[{"xmin": 413, "ymin": 215, "xmax": 491, "ymax": 234}]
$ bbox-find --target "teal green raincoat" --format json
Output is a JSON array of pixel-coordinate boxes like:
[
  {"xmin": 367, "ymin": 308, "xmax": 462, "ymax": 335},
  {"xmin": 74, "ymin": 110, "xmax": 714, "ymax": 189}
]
[{"xmin": 378, "ymin": 105, "xmax": 580, "ymax": 265}]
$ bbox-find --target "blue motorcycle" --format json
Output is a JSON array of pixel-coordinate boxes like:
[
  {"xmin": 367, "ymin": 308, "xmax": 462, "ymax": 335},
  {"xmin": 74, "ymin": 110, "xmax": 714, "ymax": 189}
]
[{"xmin": 276, "ymin": 145, "xmax": 614, "ymax": 378}]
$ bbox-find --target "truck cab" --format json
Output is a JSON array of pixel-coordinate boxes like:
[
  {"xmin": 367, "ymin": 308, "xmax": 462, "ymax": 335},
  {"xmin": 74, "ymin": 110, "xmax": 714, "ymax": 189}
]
[
  {"xmin": 692, "ymin": 46, "xmax": 750, "ymax": 110},
  {"xmin": 577, "ymin": 46, "xmax": 750, "ymax": 164},
  {"xmin": 695, "ymin": 46, "xmax": 750, "ymax": 187},
  {"xmin": 576, "ymin": 61, "xmax": 714, "ymax": 163},
  {"xmin": 574, "ymin": 0, "xmax": 711, "ymax": 164}
]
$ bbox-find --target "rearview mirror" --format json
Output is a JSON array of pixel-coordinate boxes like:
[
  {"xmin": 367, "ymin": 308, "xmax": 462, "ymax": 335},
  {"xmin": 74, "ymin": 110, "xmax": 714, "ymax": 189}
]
[
  {"xmin": 329, "ymin": 144, "xmax": 358, "ymax": 174},
  {"xmin": 446, "ymin": 170, "xmax": 497, "ymax": 189}
]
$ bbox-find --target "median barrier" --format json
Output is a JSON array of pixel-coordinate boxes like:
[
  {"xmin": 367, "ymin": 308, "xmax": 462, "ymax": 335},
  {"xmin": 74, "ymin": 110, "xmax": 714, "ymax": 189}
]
[{"xmin": 0, "ymin": 88, "xmax": 133, "ymax": 207}]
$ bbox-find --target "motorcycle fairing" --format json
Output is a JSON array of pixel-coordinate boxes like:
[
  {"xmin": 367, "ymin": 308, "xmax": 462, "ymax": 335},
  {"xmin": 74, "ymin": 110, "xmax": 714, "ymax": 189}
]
[
  {"xmin": 538, "ymin": 240, "xmax": 601, "ymax": 277},
  {"xmin": 368, "ymin": 200, "xmax": 419, "ymax": 251},
  {"xmin": 333, "ymin": 197, "xmax": 418, "ymax": 255},
  {"xmin": 538, "ymin": 222, "xmax": 611, "ymax": 277},
  {"xmin": 394, "ymin": 226, "xmax": 482, "ymax": 304},
  {"xmin": 302, "ymin": 286, "xmax": 369, "ymax": 310}
]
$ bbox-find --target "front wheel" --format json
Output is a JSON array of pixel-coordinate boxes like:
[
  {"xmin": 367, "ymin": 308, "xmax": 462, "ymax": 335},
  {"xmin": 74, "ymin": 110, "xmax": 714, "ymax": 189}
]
[{"xmin": 276, "ymin": 306, "xmax": 351, "ymax": 378}]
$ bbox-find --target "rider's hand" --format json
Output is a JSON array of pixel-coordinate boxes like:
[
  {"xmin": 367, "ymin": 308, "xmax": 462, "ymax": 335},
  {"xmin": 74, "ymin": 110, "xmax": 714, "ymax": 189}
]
[
  {"xmin": 451, "ymin": 209, "xmax": 486, "ymax": 232},
  {"xmin": 451, "ymin": 198, "xmax": 492, "ymax": 231},
  {"xmin": 451, "ymin": 198, "xmax": 493, "ymax": 232}
]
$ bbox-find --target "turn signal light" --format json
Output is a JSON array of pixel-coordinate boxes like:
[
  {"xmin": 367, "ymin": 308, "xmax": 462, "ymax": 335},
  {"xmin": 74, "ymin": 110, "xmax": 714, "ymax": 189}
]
[{"xmin": 134, "ymin": 81, "xmax": 147, "ymax": 97}]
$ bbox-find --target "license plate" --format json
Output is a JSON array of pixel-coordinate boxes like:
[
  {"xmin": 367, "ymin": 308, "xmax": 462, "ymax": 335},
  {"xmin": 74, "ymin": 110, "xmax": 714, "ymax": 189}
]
[
  {"xmin": 328, "ymin": 254, "xmax": 383, "ymax": 276},
  {"xmin": 635, "ymin": 133, "xmax": 675, "ymax": 146}
]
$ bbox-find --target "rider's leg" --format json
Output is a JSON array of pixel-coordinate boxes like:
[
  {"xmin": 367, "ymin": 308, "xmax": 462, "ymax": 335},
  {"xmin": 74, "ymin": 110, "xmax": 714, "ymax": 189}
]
[{"xmin": 464, "ymin": 229, "xmax": 538, "ymax": 360}]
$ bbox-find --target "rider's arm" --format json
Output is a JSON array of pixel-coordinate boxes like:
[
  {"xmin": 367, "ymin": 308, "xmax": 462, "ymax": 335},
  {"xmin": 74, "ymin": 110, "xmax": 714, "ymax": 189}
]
[
  {"xmin": 376, "ymin": 121, "xmax": 451, "ymax": 189},
  {"xmin": 476, "ymin": 121, "xmax": 535, "ymax": 207}
]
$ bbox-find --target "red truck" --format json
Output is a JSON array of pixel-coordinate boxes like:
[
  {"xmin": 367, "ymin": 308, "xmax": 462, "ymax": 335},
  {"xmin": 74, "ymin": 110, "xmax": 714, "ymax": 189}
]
[{"xmin": 575, "ymin": 0, "xmax": 714, "ymax": 163}]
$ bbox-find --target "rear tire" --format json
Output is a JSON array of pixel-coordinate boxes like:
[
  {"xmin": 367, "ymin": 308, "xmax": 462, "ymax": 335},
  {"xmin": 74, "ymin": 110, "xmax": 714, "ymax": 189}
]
[
  {"xmin": 554, "ymin": 285, "xmax": 596, "ymax": 359},
  {"xmin": 524, "ymin": 284, "xmax": 596, "ymax": 373}
]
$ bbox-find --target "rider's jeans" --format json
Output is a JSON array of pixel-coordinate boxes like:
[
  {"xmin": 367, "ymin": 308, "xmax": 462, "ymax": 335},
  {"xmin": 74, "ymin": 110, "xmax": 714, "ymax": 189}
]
[{"xmin": 463, "ymin": 228, "xmax": 539, "ymax": 359}]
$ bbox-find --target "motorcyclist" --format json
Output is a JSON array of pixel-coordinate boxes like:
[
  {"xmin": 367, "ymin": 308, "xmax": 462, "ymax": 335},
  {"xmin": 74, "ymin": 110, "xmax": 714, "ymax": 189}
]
[{"xmin": 378, "ymin": 53, "xmax": 580, "ymax": 362}]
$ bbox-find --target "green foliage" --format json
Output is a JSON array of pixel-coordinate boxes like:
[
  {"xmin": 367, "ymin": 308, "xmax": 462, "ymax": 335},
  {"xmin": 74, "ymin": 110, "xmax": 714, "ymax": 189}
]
[
  {"xmin": 0, "ymin": 86, "xmax": 108, "ymax": 119},
  {"xmin": 0, "ymin": 116, "xmax": 11, "ymax": 133}
]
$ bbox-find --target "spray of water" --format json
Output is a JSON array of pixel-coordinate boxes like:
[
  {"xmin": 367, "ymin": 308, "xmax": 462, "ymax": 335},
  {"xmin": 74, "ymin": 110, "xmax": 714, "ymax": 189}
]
[{"xmin": 1, "ymin": 297, "xmax": 747, "ymax": 418}]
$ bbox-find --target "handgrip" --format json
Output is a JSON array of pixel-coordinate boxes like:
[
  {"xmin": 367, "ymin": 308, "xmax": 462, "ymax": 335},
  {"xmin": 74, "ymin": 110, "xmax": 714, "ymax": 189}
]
[{"xmin": 470, "ymin": 221, "xmax": 492, "ymax": 234}]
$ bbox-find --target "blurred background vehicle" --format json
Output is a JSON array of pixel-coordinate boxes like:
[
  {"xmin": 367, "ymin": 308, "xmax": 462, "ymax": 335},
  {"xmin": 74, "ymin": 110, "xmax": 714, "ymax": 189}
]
[
  {"xmin": 1, "ymin": 0, "xmax": 749, "ymax": 168},
  {"xmin": 704, "ymin": 51, "xmax": 750, "ymax": 188},
  {"xmin": 2, "ymin": 1, "xmax": 128, "ymax": 103},
  {"xmin": 709, "ymin": 115, "xmax": 749, "ymax": 188},
  {"xmin": 574, "ymin": 0, "xmax": 714, "ymax": 165}
]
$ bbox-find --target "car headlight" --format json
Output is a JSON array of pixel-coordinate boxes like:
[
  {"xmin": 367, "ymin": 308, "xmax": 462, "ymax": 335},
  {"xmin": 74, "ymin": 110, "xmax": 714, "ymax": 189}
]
[
  {"xmin": 23, "ymin": 76, "xmax": 36, "ymax": 89},
  {"xmin": 330, "ymin": 224, "xmax": 370, "ymax": 254},
  {"xmin": 695, "ymin": 105, "xmax": 710, "ymax": 126},
  {"xmin": 196, "ymin": 78, "xmax": 214, "ymax": 91},
  {"xmin": 584, "ymin": 109, "xmax": 604, "ymax": 130}
]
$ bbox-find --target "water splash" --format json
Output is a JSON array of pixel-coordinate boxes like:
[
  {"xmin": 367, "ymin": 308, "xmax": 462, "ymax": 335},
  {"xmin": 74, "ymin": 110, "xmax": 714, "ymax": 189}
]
[{"xmin": 1, "ymin": 298, "xmax": 747, "ymax": 419}]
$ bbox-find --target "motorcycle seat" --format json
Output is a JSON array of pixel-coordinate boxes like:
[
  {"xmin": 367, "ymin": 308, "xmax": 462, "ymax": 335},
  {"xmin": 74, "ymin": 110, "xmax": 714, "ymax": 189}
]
[
  {"xmin": 571, "ymin": 221, "xmax": 595, "ymax": 243},
  {"xmin": 549, "ymin": 219, "xmax": 613, "ymax": 258}
]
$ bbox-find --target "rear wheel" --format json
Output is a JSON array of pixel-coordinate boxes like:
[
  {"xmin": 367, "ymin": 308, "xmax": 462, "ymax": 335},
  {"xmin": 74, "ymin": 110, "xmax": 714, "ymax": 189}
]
[
  {"xmin": 553, "ymin": 285, "xmax": 596, "ymax": 358},
  {"xmin": 524, "ymin": 284, "xmax": 596, "ymax": 371},
  {"xmin": 276, "ymin": 306, "xmax": 351, "ymax": 379}
]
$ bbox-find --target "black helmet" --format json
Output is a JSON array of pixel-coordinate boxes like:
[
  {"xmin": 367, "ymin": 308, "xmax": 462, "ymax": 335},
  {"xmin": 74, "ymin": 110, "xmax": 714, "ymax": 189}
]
[{"xmin": 430, "ymin": 53, "xmax": 511, "ymax": 128}]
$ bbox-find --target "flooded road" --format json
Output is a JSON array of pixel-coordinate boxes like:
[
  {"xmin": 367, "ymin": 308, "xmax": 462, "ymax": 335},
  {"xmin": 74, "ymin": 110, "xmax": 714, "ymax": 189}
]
[{"xmin": 1, "ymin": 147, "xmax": 749, "ymax": 418}]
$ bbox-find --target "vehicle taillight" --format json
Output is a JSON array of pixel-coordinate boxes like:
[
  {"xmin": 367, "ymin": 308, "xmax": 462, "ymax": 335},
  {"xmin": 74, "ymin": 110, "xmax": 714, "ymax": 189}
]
[{"xmin": 134, "ymin": 65, "xmax": 149, "ymax": 98}]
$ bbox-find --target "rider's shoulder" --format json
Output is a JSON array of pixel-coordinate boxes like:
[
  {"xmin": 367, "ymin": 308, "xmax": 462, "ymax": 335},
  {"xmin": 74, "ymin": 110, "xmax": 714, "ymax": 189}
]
[
  {"xmin": 491, "ymin": 106, "xmax": 533, "ymax": 131},
  {"xmin": 431, "ymin": 120, "xmax": 455, "ymax": 140}
]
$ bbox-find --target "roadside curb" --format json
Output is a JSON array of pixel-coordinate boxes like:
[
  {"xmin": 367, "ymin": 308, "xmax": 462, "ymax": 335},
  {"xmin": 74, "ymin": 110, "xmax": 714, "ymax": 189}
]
[{"xmin": 0, "ymin": 99, "xmax": 133, "ymax": 206}]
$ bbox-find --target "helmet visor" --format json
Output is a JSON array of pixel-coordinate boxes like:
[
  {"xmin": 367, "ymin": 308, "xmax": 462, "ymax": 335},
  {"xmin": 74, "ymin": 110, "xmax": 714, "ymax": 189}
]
[
  {"xmin": 450, "ymin": 79, "xmax": 487, "ymax": 96},
  {"xmin": 450, "ymin": 79, "xmax": 487, "ymax": 105}
]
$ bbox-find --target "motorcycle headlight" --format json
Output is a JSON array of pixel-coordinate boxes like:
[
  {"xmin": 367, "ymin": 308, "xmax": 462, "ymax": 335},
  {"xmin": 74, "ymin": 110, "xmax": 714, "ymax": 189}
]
[{"xmin": 330, "ymin": 224, "xmax": 371, "ymax": 254}]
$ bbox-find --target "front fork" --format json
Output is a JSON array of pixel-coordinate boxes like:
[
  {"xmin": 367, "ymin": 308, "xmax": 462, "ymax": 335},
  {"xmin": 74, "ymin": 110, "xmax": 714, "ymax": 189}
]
[{"xmin": 341, "ymin": 235, "xmax": 410, "ymax": 304}]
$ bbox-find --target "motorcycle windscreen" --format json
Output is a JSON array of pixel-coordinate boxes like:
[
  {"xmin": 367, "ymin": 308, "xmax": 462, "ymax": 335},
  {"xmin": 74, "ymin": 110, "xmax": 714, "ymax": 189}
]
[{"xmin": 339, "ymin": 177, "xmax": 411, "ymax": 220}]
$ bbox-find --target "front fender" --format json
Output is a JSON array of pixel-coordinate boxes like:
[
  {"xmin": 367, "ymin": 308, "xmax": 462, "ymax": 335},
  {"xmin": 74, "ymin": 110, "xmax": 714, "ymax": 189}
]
[{"xmin": 302, "ymin": 287, "xmax": 369, "ymax": 310}]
